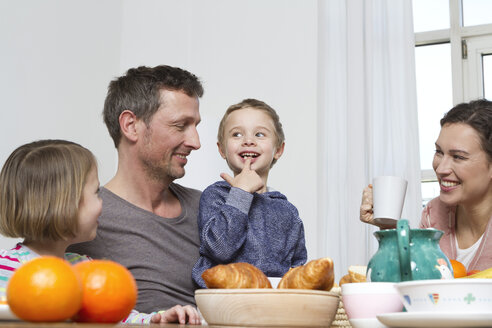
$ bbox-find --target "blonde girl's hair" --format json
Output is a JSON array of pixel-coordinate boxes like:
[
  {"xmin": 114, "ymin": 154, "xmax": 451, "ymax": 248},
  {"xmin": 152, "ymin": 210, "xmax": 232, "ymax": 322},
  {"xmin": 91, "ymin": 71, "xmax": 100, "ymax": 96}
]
[
  {"xmin": 0, "ymin": 140, "xmax": 97, "ymax": 242},
  {"xmin": 217, "ymin": 98, "xmax": 285, "ymax": 166}
]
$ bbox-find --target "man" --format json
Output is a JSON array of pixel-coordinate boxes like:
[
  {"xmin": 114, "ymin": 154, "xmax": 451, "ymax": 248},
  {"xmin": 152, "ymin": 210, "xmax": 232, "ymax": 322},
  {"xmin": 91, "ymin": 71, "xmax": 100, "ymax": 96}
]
[{"xmin": 69, "ymin": 65, "xmax": 204, "ymax": 313}]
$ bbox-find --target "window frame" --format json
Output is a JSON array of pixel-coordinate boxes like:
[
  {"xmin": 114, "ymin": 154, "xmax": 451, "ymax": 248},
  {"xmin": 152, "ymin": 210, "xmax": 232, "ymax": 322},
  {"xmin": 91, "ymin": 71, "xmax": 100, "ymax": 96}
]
[
  {"xmin": 415, "ymin": 0, "xmax": 492, "ymax": 184},
  {"xmin": 464, "ymin": 35, "xmax": 492, "ymax": 99}
]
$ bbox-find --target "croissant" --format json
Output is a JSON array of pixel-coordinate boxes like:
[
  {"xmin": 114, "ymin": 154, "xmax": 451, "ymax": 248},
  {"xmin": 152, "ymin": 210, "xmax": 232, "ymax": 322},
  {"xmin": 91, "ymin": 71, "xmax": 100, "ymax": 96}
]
[
  {"xmin": 278, "ymin": 257, "xmax": 334, "ymax": 291},
  {"xmin": 202, "ymin": 262, "xmax": 272, "ymax": 288}
]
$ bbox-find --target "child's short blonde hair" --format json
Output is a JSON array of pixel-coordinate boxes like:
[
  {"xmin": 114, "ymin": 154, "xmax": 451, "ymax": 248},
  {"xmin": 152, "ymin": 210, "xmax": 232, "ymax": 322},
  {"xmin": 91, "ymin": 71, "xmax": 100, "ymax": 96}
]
[
  {"xmin": 217, "ymin": 99, "xmax": 285, "ymax": 166},
  {"xmin": 0, "ymin": 140, "xmax": 97, "ymax": 242}
]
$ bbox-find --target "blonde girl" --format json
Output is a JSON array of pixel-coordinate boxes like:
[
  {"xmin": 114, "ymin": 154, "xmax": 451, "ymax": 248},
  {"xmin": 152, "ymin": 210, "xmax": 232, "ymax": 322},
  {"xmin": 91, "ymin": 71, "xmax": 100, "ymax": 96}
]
[{"xmin": 0, "ymin": 140, "xmax": 199, "ymax": 324}]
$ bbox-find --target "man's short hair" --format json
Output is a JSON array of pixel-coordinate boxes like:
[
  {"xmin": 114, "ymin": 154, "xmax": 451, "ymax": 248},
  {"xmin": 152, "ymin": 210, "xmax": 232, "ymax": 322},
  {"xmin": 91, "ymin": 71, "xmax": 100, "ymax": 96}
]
[{"xmin": 103, "ymin": 65, "xmax": 204, "ymax": 148}]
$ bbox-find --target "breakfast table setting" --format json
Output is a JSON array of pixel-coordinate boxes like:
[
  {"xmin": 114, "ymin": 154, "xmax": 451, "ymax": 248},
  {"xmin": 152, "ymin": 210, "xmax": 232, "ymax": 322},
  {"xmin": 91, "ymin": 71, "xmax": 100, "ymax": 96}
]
[
  {"xmin": 185, "ymin": 176, "xmax": 492, "ymax": 328},
  {"xmin": 6, "ymin": 223, "xmax": 487, "ymax": 328},
  {"xmin": 2, "ymin": 176, "xmax": 492, "ymax": 328}
]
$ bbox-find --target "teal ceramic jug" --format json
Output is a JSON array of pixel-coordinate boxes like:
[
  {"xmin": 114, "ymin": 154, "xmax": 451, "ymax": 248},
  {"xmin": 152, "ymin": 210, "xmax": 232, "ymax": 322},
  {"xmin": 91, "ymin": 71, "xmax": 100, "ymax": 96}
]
[{"xmin": 366, "ymin": 219, "xmax": 453, "ymax": 282}]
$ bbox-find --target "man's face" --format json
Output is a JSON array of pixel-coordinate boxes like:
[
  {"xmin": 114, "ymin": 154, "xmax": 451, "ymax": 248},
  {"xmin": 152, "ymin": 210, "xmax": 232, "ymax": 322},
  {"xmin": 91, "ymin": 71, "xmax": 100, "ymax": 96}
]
[{"xmin": 137, "ymin": 89, "xmax": 201, "ymax": 183}]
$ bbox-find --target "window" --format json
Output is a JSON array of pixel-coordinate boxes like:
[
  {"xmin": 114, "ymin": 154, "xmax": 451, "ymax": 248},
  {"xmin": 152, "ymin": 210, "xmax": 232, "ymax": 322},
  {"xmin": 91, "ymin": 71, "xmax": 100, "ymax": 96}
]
[
  {"xmin": 413, "ymin": 0, "xmax": 492, "ymax": 205},
  {"xmin": 415, "ymin": 44, "xmax": 452, "ymax": 173},
  {"xmin": 413, "ymin": 0, "xmax": 449, "ymax": 32},
  {"xmin": 484, "ymin": 54, "xmax": 492, "ymax": 98},
  {"xmin": 462, "ymin": 0, "xmax": 492, "ymax": 26}
]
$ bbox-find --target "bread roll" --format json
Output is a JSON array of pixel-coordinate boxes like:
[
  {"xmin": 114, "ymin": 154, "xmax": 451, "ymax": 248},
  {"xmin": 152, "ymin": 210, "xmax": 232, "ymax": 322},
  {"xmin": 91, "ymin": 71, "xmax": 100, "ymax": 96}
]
[
  {"xmin": 202, "ymin": 262, "xmax": 272, "ymax": 289},
  {"xmin": 338, "ymin": 273, "xmax": 351, "ymax": 286},
  {"xmin": 348, "ymin": 265, "xmax": 366, "ymax": 283},
  {"xmin": 278, "ymin": 257, "xmax": 334, "ymax": 291}
]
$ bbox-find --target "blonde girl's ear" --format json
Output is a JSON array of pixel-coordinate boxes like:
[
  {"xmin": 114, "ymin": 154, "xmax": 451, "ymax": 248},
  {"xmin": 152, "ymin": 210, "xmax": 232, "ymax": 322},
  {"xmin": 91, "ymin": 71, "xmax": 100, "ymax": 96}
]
[
  {"xmin": 217, "ymin": 142, "xmax": 227, "ymax": 159},
  {"xmin": 274, "ymin": 142, "xmax": 285, "ymax": 160},
  {"xmin": 119, "ymin": 110, "xmax": 139, "ymax": 143}
]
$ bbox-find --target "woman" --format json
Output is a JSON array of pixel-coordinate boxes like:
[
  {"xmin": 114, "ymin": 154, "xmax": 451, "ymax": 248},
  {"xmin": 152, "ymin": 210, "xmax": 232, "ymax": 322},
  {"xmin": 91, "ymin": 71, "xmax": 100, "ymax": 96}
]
[{"xmin": 360, "ymin": 99, "xmax": 492, "ymax": 271}]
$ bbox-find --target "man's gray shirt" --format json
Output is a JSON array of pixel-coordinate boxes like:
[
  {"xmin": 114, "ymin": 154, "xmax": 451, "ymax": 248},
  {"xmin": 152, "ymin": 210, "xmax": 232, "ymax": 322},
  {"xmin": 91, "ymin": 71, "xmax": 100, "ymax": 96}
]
[{"xmin": 68, "ymin": 183, "xmax": 201, "ymax": 312}]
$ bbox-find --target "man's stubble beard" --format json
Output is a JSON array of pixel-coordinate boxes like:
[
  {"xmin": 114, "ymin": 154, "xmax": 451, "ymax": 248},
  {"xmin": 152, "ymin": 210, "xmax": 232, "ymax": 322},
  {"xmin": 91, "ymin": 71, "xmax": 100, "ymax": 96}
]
[
  {"xmin": 140, "ymin": 128, "xmax": 185, "ymax": 184},
  {"xmin": 141, "ymin": 157, "xmax": 185, "ymax": 184}
]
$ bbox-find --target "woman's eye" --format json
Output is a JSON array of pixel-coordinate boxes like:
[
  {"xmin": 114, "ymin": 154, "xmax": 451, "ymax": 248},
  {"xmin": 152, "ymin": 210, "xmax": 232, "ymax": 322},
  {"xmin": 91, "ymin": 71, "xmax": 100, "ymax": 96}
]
[
  {"xmin": 453, "ymin": 155, "xmax": 466, "ymax": 160},
  {"xmin": 256, "ymin": 132, "xmax": 265, "ymax": 137}
]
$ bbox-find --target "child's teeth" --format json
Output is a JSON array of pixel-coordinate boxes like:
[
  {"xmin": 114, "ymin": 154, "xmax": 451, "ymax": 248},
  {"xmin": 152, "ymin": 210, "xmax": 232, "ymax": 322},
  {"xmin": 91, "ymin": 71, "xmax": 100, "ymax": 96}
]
[{"xmin": 242, "ymin": 153, "xmax": 257, "ymax": 158}]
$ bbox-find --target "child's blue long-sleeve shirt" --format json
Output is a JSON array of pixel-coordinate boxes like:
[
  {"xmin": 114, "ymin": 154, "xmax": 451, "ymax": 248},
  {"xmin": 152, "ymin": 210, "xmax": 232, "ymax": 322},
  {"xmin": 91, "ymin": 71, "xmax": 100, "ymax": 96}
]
[{"xmin": 192, "ymin": 181, "xmax": 307, "ymax": 288}]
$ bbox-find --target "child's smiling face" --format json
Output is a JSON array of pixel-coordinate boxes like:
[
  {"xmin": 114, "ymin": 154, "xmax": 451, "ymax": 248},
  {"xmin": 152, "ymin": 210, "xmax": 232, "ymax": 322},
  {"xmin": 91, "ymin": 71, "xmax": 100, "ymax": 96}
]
[
  {"xmin": 218, "ymin": 107, "xmax": 284, "ymax": 177},
  {"xmin": 74, "ymin": 166, "xmax": 102, "ymax": 243}
]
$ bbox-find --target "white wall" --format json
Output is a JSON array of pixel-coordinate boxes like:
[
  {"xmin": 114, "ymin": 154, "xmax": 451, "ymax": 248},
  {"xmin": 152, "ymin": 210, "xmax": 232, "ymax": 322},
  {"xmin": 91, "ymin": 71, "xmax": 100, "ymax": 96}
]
[
  {"xmin": 0, "ymin": 0, "xmax": 123, "ymax": 248},
  {"xmin": 0, "ymin": 1, "xmax": 321, "ymax": 260}
]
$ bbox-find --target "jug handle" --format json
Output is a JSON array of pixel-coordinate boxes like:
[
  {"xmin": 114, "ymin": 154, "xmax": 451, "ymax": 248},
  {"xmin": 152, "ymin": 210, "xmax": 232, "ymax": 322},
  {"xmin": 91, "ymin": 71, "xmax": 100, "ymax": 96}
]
[{"xmin": 397, "ymin": 219, "xmax": 412, "ymax": 281}]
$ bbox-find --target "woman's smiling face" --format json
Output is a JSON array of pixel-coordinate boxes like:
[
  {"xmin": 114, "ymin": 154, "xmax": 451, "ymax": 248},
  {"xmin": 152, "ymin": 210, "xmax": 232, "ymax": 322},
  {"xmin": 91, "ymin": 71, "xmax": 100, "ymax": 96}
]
[{"xmin": 433, "ymin": 123, "xmax": 492, "ymax": 207}]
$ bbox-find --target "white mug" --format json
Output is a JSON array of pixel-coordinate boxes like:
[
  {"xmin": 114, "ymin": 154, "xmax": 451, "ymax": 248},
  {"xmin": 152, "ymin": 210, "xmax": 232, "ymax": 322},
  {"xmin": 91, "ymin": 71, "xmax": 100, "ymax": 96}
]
[{"xmin": 372, "ymin": 176, "xmax": 408, "ymax": 220}]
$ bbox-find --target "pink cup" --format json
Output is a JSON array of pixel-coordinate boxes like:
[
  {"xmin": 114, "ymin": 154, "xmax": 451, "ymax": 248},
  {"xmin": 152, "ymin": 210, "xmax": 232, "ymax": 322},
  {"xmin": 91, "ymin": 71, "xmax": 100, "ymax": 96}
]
[{"xmin": 341, "ymin": 282, "xmax": 403, "ymax": 319}]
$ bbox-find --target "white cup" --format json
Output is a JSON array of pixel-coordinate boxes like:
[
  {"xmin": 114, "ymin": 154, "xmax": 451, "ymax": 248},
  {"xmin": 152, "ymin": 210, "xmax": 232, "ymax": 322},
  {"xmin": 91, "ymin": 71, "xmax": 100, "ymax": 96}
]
[{"xmin": 372, "ymin": 176, "xmax": 408, "ymax": 220}]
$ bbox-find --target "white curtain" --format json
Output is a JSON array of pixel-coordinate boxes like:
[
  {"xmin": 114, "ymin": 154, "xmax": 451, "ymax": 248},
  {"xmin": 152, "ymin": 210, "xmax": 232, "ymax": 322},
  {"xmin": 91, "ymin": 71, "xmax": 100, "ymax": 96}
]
[{"xmin": 317, "ymin": 0, "xmax": 422, "ymax": 279}]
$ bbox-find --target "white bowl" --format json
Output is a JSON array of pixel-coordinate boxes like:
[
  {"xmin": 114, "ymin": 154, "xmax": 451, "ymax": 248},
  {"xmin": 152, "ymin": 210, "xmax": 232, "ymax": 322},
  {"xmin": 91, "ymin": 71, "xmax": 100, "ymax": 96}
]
[
  {"xmin": 341, "ymin": 282, "xmax": 403, "ymax": 320},
  {"xmin": 395, "ymin": 279, "xmax": 492, "ymax": 313},
  {"xmin": 195, "ymin": 288, "xmax": 339, "ymax": 327},
  {"xmin": 349, "ymin": 317, "xmax": 387, "ymax": 328}
]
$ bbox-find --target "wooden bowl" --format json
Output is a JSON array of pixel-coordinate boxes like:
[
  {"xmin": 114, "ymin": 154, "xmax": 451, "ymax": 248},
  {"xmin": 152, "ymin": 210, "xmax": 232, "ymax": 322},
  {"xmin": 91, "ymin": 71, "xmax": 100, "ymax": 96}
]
[{"xmin": 195, "ymin": 288, "xmax": 340, "ymax": 327}]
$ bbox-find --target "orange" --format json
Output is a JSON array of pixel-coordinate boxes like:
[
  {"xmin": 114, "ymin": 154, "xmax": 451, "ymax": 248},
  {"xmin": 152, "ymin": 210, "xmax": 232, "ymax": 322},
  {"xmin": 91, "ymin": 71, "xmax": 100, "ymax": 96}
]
[
  {"xmin": 450, "ymin": 259, "xmax": 467, "ymax": 278},
  {"xmin": 7, "ymin": 256, "xmax": 82, "ymax": 322},
  {"xmin": 73, "ymin": 260, "xmax": 137, "ymax": 323}
]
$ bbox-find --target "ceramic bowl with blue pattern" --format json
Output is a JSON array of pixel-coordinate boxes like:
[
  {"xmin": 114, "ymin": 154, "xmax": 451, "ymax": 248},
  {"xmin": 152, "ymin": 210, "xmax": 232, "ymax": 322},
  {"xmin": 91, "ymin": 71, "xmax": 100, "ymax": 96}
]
[{"xmin": 395, "ymin": 279, "xmax": 492, "ymax": 313}]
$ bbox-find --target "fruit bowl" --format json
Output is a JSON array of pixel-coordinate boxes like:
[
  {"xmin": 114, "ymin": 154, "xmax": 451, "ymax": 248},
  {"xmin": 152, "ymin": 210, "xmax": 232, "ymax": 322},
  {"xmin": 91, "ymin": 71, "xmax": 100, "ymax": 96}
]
[
  {"xmin": 395, "ymin": 279, "xmax": 492, "ymax": 313},
  {"xmin": 195, "ymin": 288, "xmax": 339, "ymax": 327}
]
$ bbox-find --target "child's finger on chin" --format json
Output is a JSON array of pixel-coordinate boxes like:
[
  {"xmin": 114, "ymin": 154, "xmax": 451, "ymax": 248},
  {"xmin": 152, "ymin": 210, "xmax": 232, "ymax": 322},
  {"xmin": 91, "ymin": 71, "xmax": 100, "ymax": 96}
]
[{"xmin": 243, "ymin": 157, "xmax": 252, "ymax": 170}]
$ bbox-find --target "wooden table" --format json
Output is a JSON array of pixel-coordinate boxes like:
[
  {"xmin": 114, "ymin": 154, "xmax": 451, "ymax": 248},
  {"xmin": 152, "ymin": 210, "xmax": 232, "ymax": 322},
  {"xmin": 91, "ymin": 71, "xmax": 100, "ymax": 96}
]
[
  {"xmin": 0, "ymin": 324, "xmax": 285, "ymax": 328},
  {"xmin": 0, "ymin": 322, "xmax": 299, "ymax": 328},
  {"xmin": 0, "ymin": 324, "xmax": 191, "ymax": 328},
  {"xmin": 0, "ymin": 323, "xmax": 311, "ymax": 328}
]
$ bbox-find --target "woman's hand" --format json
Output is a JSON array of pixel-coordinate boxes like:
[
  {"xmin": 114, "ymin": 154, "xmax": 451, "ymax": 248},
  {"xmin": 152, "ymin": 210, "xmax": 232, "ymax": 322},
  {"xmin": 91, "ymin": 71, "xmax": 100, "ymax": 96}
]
[
  {"xmin": 360, "ymin": 185, "xmax": 374, "ymax": 224},
  {"xmin": 151, "ymin": 304, "xmax": 201, "ymax": 325}
]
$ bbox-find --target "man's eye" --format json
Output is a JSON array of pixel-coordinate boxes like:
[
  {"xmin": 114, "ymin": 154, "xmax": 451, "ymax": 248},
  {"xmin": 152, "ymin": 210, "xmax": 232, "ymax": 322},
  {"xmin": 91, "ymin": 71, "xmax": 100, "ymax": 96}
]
[
  {"xmin": 434, "ymin": 149, "xmax": 443, "ymax": 156},
  {"xmin": 453, "ymin": 155, "xmax": 466, "ymax": 160}
]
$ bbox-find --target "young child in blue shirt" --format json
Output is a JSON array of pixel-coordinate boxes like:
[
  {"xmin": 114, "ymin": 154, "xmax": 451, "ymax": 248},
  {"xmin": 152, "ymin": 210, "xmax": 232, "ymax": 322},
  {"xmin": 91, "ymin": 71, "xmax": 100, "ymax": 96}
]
[{"xmin": 192, "ymin": 99, "xmax": 307, "ymax": 288}]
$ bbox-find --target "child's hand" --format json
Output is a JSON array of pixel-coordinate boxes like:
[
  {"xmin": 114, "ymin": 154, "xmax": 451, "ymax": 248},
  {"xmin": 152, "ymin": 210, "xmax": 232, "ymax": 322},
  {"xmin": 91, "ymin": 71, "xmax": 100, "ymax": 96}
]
[
  {"xmin": 150, "ymin": 304, "xmax": 201, "ymax": 325},
  {"xmin": 360, "ymin": 184, "xmax": 374, "ymax": 223},
  {"xmin": 221, "ymin": 157, "xmax": 264, "ymax": 193}
]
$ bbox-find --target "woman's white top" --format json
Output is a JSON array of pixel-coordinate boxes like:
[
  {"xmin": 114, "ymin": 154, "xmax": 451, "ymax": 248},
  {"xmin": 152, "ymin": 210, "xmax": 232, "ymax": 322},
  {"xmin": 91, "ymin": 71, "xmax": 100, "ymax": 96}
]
[{"xmin": 456, "ymin": 234, "xmax": 483, "ymax": 269}]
